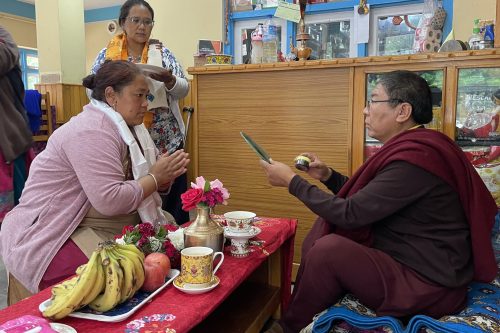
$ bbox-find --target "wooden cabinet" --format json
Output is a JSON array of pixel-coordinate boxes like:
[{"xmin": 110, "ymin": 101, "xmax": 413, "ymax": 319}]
[{"xmin": 187, "ymin": 49, "xmax": 500, "ymax": 278}]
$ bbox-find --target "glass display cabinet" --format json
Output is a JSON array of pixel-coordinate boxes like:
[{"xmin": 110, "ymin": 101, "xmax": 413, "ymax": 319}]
[
  {"xmin": 301, "ymin": 10, "xmax": 355, "ymax": 59},
  {"xmin": 305, "ymin": 18, "xmax": 352, "ymax": 59},
  {"xmin": 456, "ymin": 67, "xmax": 500, "ymax": 206},
  {"xmin": 233, "ymin": 18, "xmax": 286, "ymax": 64},
  {"xmin": 356, "ymin": 64, "xmax": 500, "ymax": 205},
  {"xmin": 368, "ymin": 3, "xmax": 423, "ymax": 56},
  {"xmin": 455, "ymin": 67, "xmax": 500, "ymax": 146}
]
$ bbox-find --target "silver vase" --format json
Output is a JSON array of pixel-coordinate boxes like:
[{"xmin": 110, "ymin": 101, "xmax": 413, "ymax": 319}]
[{"xmin": 184, "ymin": 206, "xmax": 224, "ymax": 252}]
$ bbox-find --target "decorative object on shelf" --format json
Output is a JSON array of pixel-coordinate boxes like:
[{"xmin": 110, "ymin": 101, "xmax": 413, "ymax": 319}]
[
  {"xmin": 403, "ymin": 15, "xmax": 417, "ymax": 30},
  {"xmin": 205, "ymin": 54, "xmax": 233, "ymax": 65},
  {"xmin": 438, "ymin": 30, "xmax": 467, "ymax": 52},
  {"xmin": 392, "ymin": 16, "xmax": 403, "ymax": 26},
  {"xmin": 413, "ymin": 0, "xmax": 444, "ymax": 53},
  {"xmin": 115, "ymin": 223, "xmax": 183, "ymax": 269},
  {"xmin": 290, "ymin": 0, "xmax": 312, "ymax": 61},
  {"xmin": 430, "ymin": 5, "xmax": 447, "ymax": 30},
  {"xmin": 181, "ymin": 177, "xmax": 230, "ymax": 252},
  {"xmin": 357, "ymin": 0, "xmax": 369, "ymax": 15}
]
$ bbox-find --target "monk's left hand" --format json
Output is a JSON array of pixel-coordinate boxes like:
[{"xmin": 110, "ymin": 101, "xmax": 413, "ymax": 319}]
[{"xmin": 259, "ymin": 159, "xmax": 296, "ymax": 188}]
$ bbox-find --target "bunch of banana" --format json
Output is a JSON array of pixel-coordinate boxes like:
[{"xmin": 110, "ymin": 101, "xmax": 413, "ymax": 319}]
[
  {"xmin": 43, "ymin": 241, "xmax": 145, "ymax": 319},
  {"xmin": 43, "ymin": 249, "xmax": 104, "ymax": 320},
  {"xmin": 88, "ymin": 241, "xmax": 145, "ymax": 312}
]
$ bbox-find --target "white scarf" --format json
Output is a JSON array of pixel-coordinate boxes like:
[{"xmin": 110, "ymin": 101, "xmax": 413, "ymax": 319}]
[{"xmin": 90, "ymin": 99, "xmax": 167, "ymax": 226}]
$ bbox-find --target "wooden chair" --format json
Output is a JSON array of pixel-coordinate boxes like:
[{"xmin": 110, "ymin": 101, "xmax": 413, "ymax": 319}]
[{"xmin": 32, "ymin": 92, "xmax": 53, "ymax": 142}]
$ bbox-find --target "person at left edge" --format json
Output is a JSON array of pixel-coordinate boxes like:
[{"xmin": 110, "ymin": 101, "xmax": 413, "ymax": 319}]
[
  {"xmin": 91, "ymin": 0, "xmax": 190, "ymax": 224},
  {"xmin": 0, "ymin": 25, "xmax": 34, "ymax": 224}
]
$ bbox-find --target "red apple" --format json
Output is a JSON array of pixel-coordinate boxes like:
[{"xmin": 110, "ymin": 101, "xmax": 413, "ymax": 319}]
[
  {"xmin": 141, "ymin": 261, "xmax": 165, "ymax": 292},
  {"xmin": 144, "ymin": 252, "xmax": 171, "ymax": 277}
]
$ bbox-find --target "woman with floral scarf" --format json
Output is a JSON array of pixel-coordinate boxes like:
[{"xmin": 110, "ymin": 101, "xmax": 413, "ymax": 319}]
[{"xmin": 91, "ymin": 0, "xmax": 190, "ymax": 224}]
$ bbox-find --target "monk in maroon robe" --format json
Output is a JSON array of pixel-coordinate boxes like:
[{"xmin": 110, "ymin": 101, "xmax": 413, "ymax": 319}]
[{"xmin": 260, "ymin": 70, "xmax": 497, "ymax": 333}]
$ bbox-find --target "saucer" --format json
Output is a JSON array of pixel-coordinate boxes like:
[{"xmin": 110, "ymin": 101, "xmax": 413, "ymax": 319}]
[
  {"xmin": 224, "ymin": 226, "xmax": 261, "ymax": 239},
  {"xmin": 50, "ymin": 323, "xmax": 77, "ymax": 333},
  {"xmin": 173, "ymin": 275, "xmax": 220, "ymax": 295}
]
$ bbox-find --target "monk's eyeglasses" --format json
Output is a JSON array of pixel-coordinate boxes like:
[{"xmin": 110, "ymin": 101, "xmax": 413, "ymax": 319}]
[
  {"xmin": 366, "ymin": 98, "xmax": 403, "ymax": 110},
  {"xmin": 127, "ymin": 16, "xmax": 154, "ymax": 27}
]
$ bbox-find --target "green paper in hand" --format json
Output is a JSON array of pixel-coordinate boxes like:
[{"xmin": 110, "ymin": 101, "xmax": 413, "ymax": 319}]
[{"xmin": 240, "ymin": 132, "xmax": 271, "ymax": 163}]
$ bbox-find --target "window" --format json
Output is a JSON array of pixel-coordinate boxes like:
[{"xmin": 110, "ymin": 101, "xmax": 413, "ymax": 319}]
[
  {"xmin": 368, "ymin": 3, "xmax": 423, "ymax": 56},
  {"xmin": 233, "ymin": 17, "xmax": 287, "ymax": 64},
  {"xmin": 304, "ymin": 11, "xmax": 355, "ymax": 59},
  {"xmin": 19, "ymin": 47, "xmax": 39, "ymax": 90}
]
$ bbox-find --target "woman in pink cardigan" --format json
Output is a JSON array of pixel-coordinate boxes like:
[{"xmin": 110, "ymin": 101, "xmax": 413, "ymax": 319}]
[{"xmin": 0, "ymin": 60, "xmax": 190, "ymax": 304}]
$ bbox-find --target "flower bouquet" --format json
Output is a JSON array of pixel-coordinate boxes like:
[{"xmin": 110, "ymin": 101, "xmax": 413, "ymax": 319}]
[
  {"xmin": 115, "ymin": 223, "xmax": 184, "ymax": 268},
  {"xmin": 180, "ymin": 176, "xmax": 230, "ymax": 211},
  {"xmin": 181, "ymin": 177, "xmax": 230, "ymax": 251}
]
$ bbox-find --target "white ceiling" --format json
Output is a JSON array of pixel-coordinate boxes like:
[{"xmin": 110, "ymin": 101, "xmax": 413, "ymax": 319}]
[{"xmin": 18, "ymin": 0, "xmax": 125, "ymax": 10}]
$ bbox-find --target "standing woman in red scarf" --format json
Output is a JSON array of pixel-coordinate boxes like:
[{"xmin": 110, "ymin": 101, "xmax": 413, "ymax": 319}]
[{"xmin": 91, "ymin": 0, "xmax": 190, "ymax": 225}]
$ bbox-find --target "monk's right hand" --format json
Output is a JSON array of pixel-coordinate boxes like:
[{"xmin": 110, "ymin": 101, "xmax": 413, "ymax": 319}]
[{"xmin": 259, "ymin": 159, "xmax": 296, "ymax": 188}]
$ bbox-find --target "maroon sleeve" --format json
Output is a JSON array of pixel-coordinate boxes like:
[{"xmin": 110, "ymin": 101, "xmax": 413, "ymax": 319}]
[{"xmin": 288, "ymin": 161, "xmax": 440, "ymax": 229}]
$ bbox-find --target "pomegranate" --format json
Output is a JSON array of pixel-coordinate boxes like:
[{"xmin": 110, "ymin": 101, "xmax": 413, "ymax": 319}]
[
  {"xmin": 141, "ymin": 261, "xmax": 166, "ymax": 292},
  {"xmin": 144, "ymin": 252, "xmax": 171, "ymax": 277}
]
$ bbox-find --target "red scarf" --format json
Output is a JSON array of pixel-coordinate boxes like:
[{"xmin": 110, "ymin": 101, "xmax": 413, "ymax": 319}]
[{"xmin": 329, "ymin": 128, "xmax": 497, "ymax": 282}]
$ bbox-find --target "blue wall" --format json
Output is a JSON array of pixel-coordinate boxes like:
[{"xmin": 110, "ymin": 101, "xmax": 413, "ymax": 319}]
[
  {"xmin": 0, "ymin": 0, "xmax": 121, "ymax": 23},
  {"xmin": 0, "ymin": 0, "xmax": 36, "ymax": 20},
  {"xmin": 84, "ymin": 6, "xmax": 121, "ymax": 23}
]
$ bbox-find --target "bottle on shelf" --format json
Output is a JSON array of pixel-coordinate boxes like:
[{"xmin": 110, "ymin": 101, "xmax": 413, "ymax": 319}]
[
  {"xmin": 468, "ymin": 19, "xmax": 481, "ymax": 50},
  {"xmin": 251, "ymin": 23, "xmax": 264, "ymax": 64},
  {"xmin": 262, "ymin": 16, "xmax": 278, "ymax": 63},
  {"xmin": 481, "ymin": 23, "xmax": 495, "ymax": 49}
]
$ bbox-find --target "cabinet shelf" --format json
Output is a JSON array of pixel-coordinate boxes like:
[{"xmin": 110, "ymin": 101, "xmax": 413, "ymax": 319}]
[
  {"xmin": 456, "ymin": 138, "xmax": 500, "ymax": 147},
  {"xmin": 190, "ymin": 282, "xmax": 280, "ymax": 333}
]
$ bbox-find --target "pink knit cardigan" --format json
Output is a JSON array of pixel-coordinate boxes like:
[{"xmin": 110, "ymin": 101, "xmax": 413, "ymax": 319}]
[{"xmin": 0, "ymin": 104, "xmax": 144, "ymax": 292}]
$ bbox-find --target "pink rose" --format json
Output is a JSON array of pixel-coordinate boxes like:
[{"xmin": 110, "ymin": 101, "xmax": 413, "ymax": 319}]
[
  {"xmin": 191, "ymin": 176, "xmax": 207, "ymax": 190},
  {"xmin": 181, "ymin": 188, "xmax": 204, "ymax": 211}
]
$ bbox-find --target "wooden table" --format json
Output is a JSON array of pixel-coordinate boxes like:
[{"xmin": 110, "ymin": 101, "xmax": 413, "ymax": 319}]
[{"xmin": 0, "ymin": 217, "xmax": 297, "ymax": 333}]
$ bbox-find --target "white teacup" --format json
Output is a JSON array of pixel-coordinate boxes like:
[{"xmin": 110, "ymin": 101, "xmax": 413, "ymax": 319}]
[
  {"xmin": 224, "ymin": 211, "xmax": 256, "ymax": 234},
  {"xmin": 179, "ymin": 246, "xmax": 224, "ymax": 288}
]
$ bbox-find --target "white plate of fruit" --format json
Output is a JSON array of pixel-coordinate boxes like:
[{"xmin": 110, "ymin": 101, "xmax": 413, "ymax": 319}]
[{"xmin": 39, "ymin": 242, "xmax": 178, "ymax": 322}]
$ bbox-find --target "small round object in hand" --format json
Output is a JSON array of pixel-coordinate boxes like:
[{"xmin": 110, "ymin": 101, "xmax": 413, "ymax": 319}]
[{"xmin": 294, "ymin": 155, "xmax": 311, "ymax": 171}]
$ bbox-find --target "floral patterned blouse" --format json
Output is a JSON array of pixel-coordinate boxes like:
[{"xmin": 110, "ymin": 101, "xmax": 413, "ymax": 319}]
[{"xmin": 91, "ymin": 46, "xmax": 187, "ymax": 154}]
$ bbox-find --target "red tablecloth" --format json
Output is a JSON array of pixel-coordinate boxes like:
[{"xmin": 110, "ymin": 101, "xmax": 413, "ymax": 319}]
[{"xmin": 0, "ymin": 217, "xmax": 297, "ymax": 333}]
